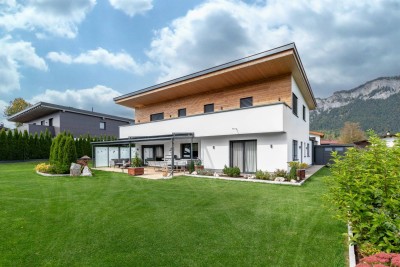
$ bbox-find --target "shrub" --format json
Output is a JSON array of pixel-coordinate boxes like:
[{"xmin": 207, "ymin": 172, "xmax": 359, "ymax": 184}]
[
  {"xmin": 255, "ymin": 170, "xmax": 270, "ymax": 180},
  {"xmin": 131, "ymin": 153, "xmax": 142, "ymax": 167},
  {"xmin": 196, "ymin": 169, "xmax": 214, "ymax": 176},
  {"xmin": 288, "ymin": 166, "xmax": 297, "ymax": 180},
  {"xmin": 62, "ymin": 137, "xmax": 77, "ymax": 168},
  {"xmin": 223, "ymin": 165, "xmax": 241, "ymax": 177},
  {"xmin": 35, "ymin": 163, "xmax": 50, "ymax": 173},
  {"xmin": 325, "ymin": 131, "xmax": 400, "ymax": 254},
  {"xmin": 356, "ymin": 252, "xmax": 400, "ymax": 267},
  {"xmin": 187, "ymin": 160, "xmax": 195, "ymax": 173}
]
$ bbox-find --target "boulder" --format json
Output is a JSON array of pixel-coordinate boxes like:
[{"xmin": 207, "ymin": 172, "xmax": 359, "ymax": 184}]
[
  {"xmin": 274, "ymin": 177, "xmax": 285, "ymax": 182},
  {"xmin": 81, "ymin": 166, "xmax": 92, "ymax": 177},
  {"xmin": 70, "ymin": 163, "xmax": 81, "ymax": 176}
]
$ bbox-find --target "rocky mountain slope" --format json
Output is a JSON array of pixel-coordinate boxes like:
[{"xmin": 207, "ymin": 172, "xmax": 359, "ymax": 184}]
[{"xmin": 310, "ymin": 76, "xmax": 400, "ymax": 134}]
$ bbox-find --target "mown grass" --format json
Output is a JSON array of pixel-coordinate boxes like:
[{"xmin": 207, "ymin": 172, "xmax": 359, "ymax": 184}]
[{"xmin": 0, "ymin": 162, "xmax": 346, "ymax": 266}]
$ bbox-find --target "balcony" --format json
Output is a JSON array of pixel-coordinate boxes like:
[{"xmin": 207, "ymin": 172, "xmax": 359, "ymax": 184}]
[{"xmin": 120, "ymin": 103, "xmax": 289, "ymax": 138}]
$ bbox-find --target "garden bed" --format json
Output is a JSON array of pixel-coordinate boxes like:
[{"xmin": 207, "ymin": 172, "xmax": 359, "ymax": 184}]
[
  {"xmin": 187, "ymin": 173, "xmax": 312, "ymax": 186},
  {"xmin": 36, "ymin": 170, "xmax": 70, "ymax": 177}
]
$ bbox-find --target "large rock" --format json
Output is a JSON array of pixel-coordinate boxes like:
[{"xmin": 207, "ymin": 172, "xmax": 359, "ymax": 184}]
[
  {"xmin": 70, "ymin": 163, "xmax": 81, "ymax": 176},
  {"xmin": 81, "ymin": 166, "xmax": 92, "ymax": 177}
]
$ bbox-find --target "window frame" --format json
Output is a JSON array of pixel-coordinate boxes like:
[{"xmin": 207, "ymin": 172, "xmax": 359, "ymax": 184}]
[
  {"xmin": 204, "ymin": 103, "xmax": 214, "ymax": 113},
  {"xmin": 180, "ymin": 143, "xmax": 199, "ymax": 159},
  {"xmin": 292, "ymin": 140, "xmax": 298, "ymax": 161},
  {"xmin": 302, "ymin": 105, "xmax": 306, "ymax": 121},
  {"xmin": 150, "ymin": 112, "xmax": 164, "ymax": 121},
  {"xmin": 178, "ymin": 108, "xmax": 186, "ymax": 117},
  {"xmin": 240, "ymin": 97, "xmax": 253, "ymax": 108},
  {"xmin": 100, "ymin": 121, "xmax": 106, "ymax": 130},
  {"xmin": 292, "ymin": 93, "xmax": 298, "ymax": 116},
  {"xmin": 49, "ymin": 118, "xmax": 53, "ymax": 126}
]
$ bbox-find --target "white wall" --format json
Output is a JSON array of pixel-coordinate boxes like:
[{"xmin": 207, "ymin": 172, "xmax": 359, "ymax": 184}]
[
  {"xmin": 286, "ymin": 76, "xmax": 312, "ymax": 166},
  {"xmin": 201, "ymin": 133, "xmax": 288, "ymax": 172},
  {"xmin": 120, "ymin": 104, "xmax": 285, "ymax": 139}
]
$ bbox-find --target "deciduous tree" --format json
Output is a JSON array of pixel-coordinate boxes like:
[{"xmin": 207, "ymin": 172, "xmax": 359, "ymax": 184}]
[
  {"xmin": 339, "ymin": 121, "xmax": 366, "ymax": 144},
  {"xmin": 4, "ymin": 98, "xmax": 32, "ymax": 127}
]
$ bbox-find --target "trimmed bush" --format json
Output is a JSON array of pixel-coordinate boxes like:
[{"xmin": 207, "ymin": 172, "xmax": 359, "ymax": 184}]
[{"xmin": 223, "ymin": 165, "xmax": 241, "ymax": 177}]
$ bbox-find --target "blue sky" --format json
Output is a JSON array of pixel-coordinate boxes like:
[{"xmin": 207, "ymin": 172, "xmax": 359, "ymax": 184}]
[{"xmin": 1, "ymin": 0, "xmax": 400, "ymax": 128}]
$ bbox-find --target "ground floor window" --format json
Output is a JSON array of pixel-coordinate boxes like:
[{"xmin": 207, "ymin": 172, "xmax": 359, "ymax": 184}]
[
  {"xmin": 293, "ymin": 140, "xmax": 298, "ymax": 161},
  {"xmin": 180, "ymin": 143, "xmax": 198, "ymax": 159},
  {"xmin": 230, "ymin": 140, "xmax": 257, "ymax": 173},
  {"xmin": 142, "ymin": 145, "xmax": 164, "ymax": 164}
]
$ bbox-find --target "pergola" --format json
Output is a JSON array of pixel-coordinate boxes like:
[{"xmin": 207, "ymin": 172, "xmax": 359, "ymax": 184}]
[{"xmin": 91, "ymin": 132, "xmax": 195, "ymax": 176}]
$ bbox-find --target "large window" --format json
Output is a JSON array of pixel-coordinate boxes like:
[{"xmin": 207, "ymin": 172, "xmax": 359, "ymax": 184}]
[
  {"xmin": 142, "ymin": 145, "xmax": 164, "ymax": 164},
  {"xmin": 100, "ymin": 122, "xmax": 106, "ymax": 130},
  {"xmin": 178, "ymin": 108, "xmax": 186, "ymax": 117},
  {"xmin": 293, "ymin": 140, "xmax": 298, "ymax": 161},
  {"xmin": 302, "ymin": 105, "xmax": 306, "ymax": 121},
  {"xmin": 240, "ymin": 97, "xmax": 253, "ymax": 108},
  {"xmin": 292, "ymin": 93, "xmax": 298, "ymax": 116},
  {"xmin": 204, "ymin": 103, "xmax": 214, "ymax": 113},
  {"xmin": 230, "ymin": 140, "xmax": 257, "ymax": 173},
  {"xmin": 180, "ymin": 143, "xmax": 198, "ymax": 159},
  {"xmin": 150, "ymin": 112, "xmax": 164, "ymax": 121}
]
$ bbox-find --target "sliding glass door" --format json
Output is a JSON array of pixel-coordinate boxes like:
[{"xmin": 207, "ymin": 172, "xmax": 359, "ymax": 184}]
[{"xmin": 230, "ymin": 140, "xmax": 257, "ymax": 173}]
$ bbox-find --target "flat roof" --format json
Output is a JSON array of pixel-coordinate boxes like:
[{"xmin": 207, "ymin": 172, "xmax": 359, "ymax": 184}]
[
  {"xmin": 91, "ymin": 132, "xmax": 195, "ymax": 145},
  {"xmin": 7, "ymin": 102, "xmax": 134, "ymax": 123},
  {"xmin": 115, "ymin": 43, "xmax": 317, "ymax": 110}
]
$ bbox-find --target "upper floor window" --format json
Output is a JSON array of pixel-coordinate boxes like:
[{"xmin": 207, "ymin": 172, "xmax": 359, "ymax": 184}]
[
  {"xmin": 150, "ymin": 112, "xmax": 164, "ymax": 121},
  {"xmin": 204, "ymin": 103, "xmax": 214, "ymax": 113},
  {"xmin": 49, "ymin": 118, "xmax": 53, "ymax": 126},
  {"xmin": 40, "ymin": 120, "xmax": 45, "ymax": 125},
  {"xmin": 292, "ymin": 93, "xmax": 298, "ymax": 116},
  {"xmin": 302, "ymin": 105, "xmax": 306, "ymax": 121},
  {"xmin": 178, "ymin": 108, "xmax": 186, "ymax": 117},
  {"xmin": 240, "ymin": 97, "xmax": 253, "ymax": 108},
  {"xmin": 100, "ymin": 122, "xmax": 106, "ymax": 130}
]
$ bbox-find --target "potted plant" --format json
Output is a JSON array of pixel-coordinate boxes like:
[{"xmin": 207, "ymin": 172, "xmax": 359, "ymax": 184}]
[
  {"xmin": 296, "ymin": 162, "xmax": 308, "ymax": 180},
  {"xmin": 128, "ymin": 153, "xmax": 144, "ymax": 176},
  {"xmin": 194, "ymin": 159, "xmax": 204, "ymax": 171}
]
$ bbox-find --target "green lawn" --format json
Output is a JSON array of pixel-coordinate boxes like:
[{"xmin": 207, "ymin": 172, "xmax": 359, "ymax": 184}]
[{"xmin": 0, "ymin": 162, "xmax": 346, "ymax": 266}]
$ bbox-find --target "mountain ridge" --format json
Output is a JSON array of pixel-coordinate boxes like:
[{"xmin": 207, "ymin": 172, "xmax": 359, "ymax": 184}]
[{"xmin": 310, "ymin": 75, "xmax": 400, "ymax": 134}]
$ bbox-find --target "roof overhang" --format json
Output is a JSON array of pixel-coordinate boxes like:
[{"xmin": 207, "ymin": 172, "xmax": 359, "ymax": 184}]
[
  {"xmin": 8, "ymin": 102, "xmax": 134, "ymax": 123},
  {"xmin": 115, "ymin": 43, "xmax": 317, "ymax": 110},
  {"xmin": 91, "ymin": 132, "xmax": 195, "ymax": 146}
]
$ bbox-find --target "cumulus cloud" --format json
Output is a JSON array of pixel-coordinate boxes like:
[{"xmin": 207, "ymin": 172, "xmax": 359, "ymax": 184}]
[
  {"xmin": 147, "ymin": 0, "xmax": 400, "ymax": 96},
  {"xmin": 0, "ymin": 35, "xmax": 47, "ymax": 93},
  {"xmin": 0, "ymin": 0, "xmax": 96, "ymax": 38},
  {"xmin": 47, "ymin": 48, "xmax": 149, "ymax": 74},
  {"xmin": 109, "ymin": 0, "xmax": 153, "ymax": 17},
  {"xmin": 29, "ymin": 85, "xmax": 133, "ymax": 119},
  {"xmin": 0, "ymin": 99, "xmax": 14, "ymax": 129}
]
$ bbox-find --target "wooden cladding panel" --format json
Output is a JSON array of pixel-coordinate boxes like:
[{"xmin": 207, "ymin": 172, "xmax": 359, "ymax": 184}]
[{"xmin": 135, "ymin": 74, "xmax": 291, "ymax": 123}]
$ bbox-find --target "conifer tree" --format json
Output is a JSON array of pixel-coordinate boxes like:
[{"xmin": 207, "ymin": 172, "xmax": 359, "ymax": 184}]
[
  {"xmin": 22, "ymin": 130, "xmax": 29, "ymax": 160},
  {"xmin": 6, "ymin": 130, "xmax": 13, "ymax": 160},
  {"xmin": 0, "ymin": 129, "xmax": 7, "ymax": 161},
  {"xmin": 62, "ymin": 136, "xmax": 77, "ymax": 168}
]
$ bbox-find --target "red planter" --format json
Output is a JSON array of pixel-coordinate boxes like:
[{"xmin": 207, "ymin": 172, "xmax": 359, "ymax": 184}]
[
  {"xmin": 296, "ymin": 169, "xmax": 306, "ymax": 179},
  {"xmin": 128, "ymin": 167, "xmax": 144, "ymax": 176}
]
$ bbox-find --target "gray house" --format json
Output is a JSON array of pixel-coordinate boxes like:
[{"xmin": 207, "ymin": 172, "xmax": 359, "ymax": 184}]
[{"xmin": 7, "ymin": 102, "xmax": 134, "ymax": 137}]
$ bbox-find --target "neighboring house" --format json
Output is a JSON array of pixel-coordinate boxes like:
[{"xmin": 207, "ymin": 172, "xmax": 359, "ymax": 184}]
[
  {"xmin": 309, "ymin": 131, "xmax": 324, "ymax": 145},
  {"xmin": 320, "ymin": 139, "xmax": 340, "ymax": 145},
  {"xmin": 94, "ymin": 43, "xmax": 317, "ymax": 172},
  {"xmin": 7, "ymin": 102, "xmax": 134, "ymax": 137},
  {"xmin": 381, "ymin": 132, "xmax": 398, "ymax": 147}
]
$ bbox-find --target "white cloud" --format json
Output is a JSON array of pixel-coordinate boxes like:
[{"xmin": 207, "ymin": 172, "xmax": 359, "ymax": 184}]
[
  {"xmin": 147, "ymin": 0, "xmax": 400, "ymax": 96},
  {"xmin": 29, "ymin": 85, "xmax": 133, "ymax": 119},
  {"xmin": 0, "ymin": 99, "xmax": 14, "ymax": 129},
  {"xmin": 0, "ymin": 35, "xmax": 47, "ymax": 93},
  {"xmin": 47, "ymin": 48, "xmax": 149, "ymax": 74},
  {"xmin": 109, "ymin": 0, "xmax": 153, "ymax": 17},
  {"xmin": 0, "ymin": 0, "xmax": 96, "ymax": 38}
]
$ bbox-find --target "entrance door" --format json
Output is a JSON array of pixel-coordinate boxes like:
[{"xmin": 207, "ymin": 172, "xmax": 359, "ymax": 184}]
[{"xmin": 230, "ymin": 140, "xmax": 257, "ymax": 172}]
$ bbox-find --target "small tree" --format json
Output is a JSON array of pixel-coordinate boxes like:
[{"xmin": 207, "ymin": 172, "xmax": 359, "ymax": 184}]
[
  {"xmin": 339, "ymin": 121, "xmax": 366, "ymax": 144},
  {"xmin": 4, "ymin": 98, "xmax": 32, "ymax": 127}
]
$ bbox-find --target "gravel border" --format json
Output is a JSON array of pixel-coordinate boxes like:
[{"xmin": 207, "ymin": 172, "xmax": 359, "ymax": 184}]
[{"xmin": 36, "ymin": 171, "xmax": 70, "ymax": 177}]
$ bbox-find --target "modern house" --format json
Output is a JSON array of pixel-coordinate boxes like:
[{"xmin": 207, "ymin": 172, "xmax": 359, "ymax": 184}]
[
  {"xmin": 93, "ymin": 43, "xmax": 317, "ymax": 172},
  {"xmin": 7, "ymin": 102, "xmax": 134, "ymax": 137}
]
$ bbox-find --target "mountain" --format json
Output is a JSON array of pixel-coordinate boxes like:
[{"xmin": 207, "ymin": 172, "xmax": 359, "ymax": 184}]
[{"xmin": 310, "ymin": 76, "xmax": 400, "ymax": 134}]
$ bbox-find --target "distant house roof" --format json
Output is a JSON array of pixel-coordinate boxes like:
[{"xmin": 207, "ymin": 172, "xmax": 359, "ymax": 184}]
[
  {"xmin": 309, "ymin": 131, "xmax": 324, "ymax": 137},
  {"xmin": 320, "ymin": 139, "xmax": 340, "ymax": 145},
  {"xmin": 7, "ymin": 102, "xmax": 134, "ymax": 124},
  {"xmin": 115, "ymin": 43, "xmax": 317, "ymax": 110}
]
